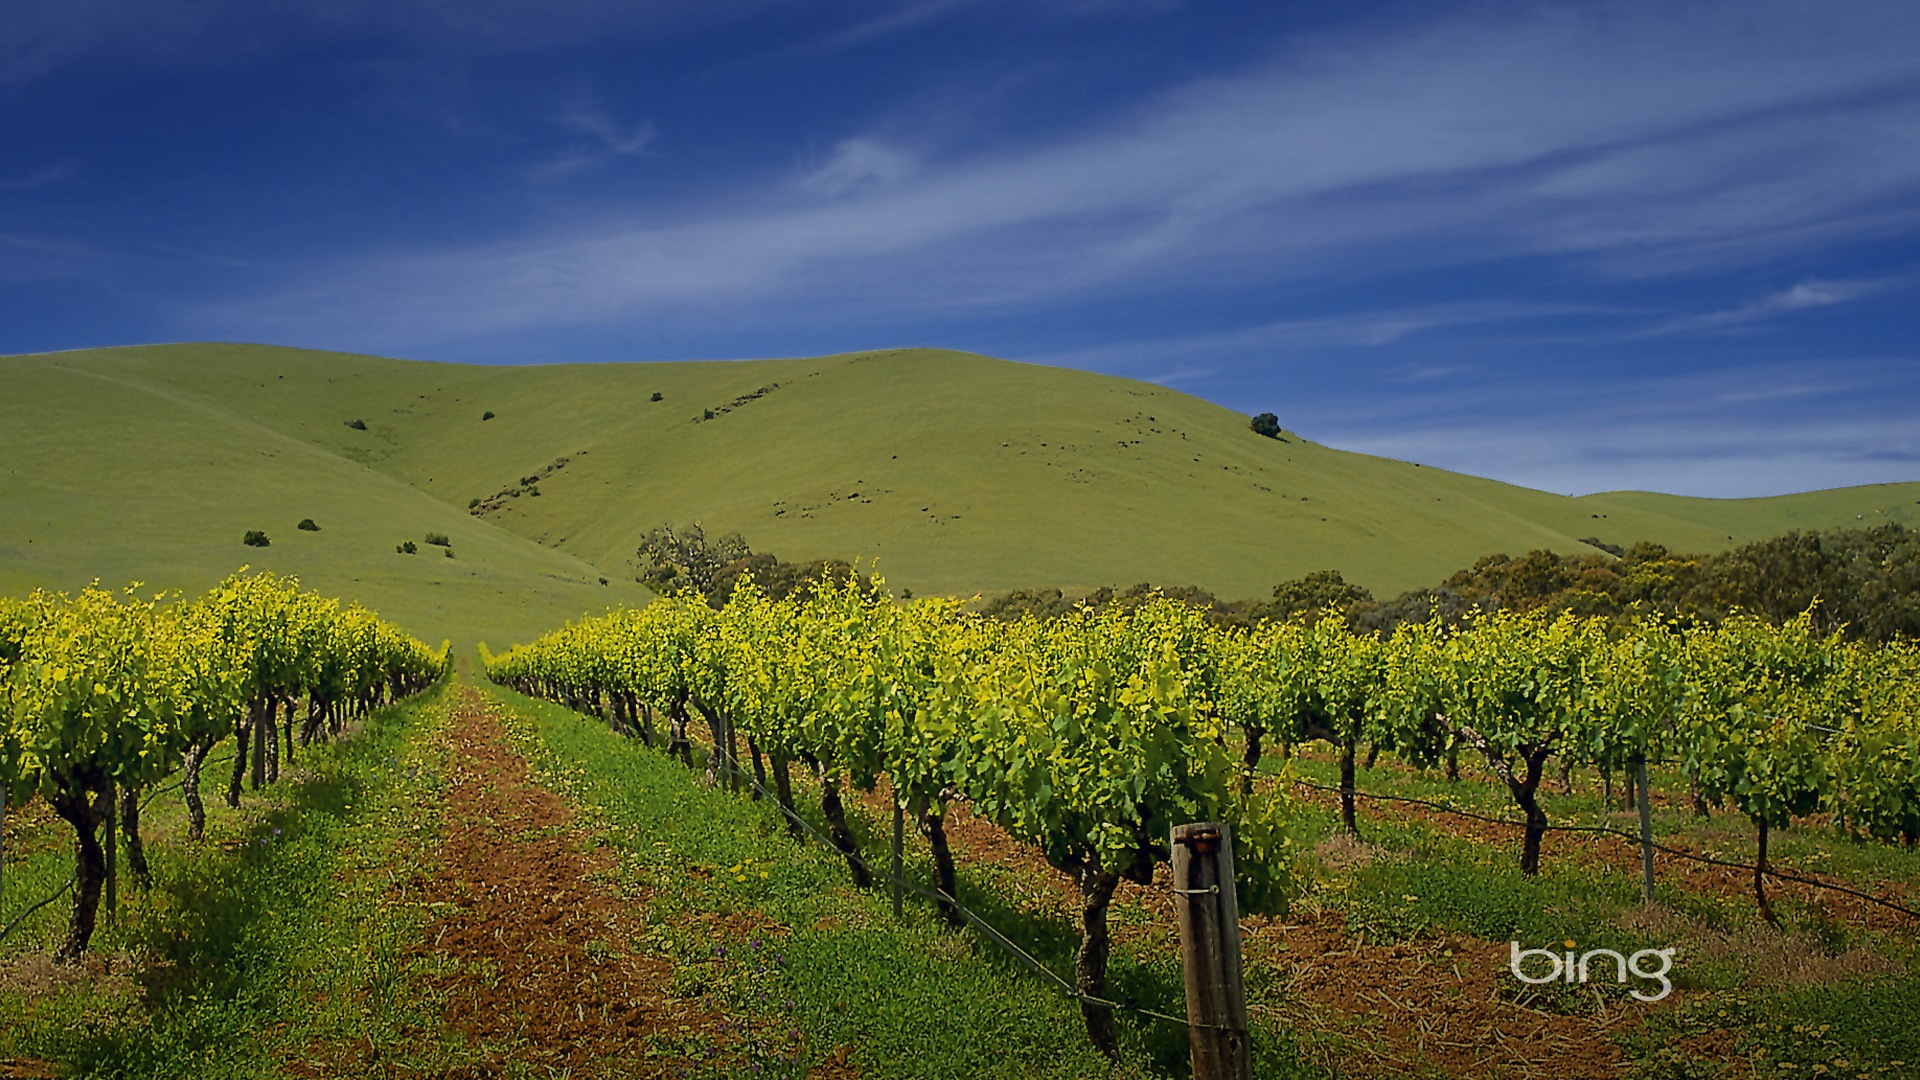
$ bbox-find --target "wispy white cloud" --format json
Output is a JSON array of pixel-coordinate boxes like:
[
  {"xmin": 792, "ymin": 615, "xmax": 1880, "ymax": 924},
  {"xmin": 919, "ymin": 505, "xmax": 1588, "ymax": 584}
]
[
  {"xmin": 1632, "ymin": 276, "xmax": 1907, "ymax": 337},
  {"xmin": 1023, "ymin": 301, "xmax": 1635, "ymax": 377},
  {"xmin": 1301, "ymin": 358, "xmax": 1920, "ymax": 498},
  {"xmin": 797, "ymin": 139, "xmax": 919, "ymax": 196},
  {"xmin": 1336, "ymin": 414, "xmax": 1920, "ymax": 500},
  {"xmin": 532, "ymin": 103, "xmax": 657, "ymax": 181},
  {"xmin": 803, "ymin": 0, "xmax": 977, "ymax": 52},
  {"xmin": 204, "ymin": 0, "xmax": 1920, "ymax": 348}
]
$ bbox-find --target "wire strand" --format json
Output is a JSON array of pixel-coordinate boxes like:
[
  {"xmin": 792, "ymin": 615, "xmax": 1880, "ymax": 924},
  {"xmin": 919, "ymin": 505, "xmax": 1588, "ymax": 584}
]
[
  {"xmin": 687, "ymin": 730, "xmax": 1224, "ymax": 1031},
  {"xmin": 1291, "ymin": 777, "xmax": 1919, "ymax": 919}
]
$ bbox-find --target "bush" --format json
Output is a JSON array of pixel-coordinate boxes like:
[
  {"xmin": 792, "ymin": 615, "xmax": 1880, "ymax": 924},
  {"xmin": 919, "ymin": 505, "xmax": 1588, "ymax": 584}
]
[
  {"xmin": 1250, "ymin": 412, "xmax": 1282, "ymax": 439},
  {"xmin": 297, "ymin": 518, "xmax": 320, "ymax": 531},
  {"xmin": 345, "ymin": 418, "xmax": 368, "ymax": 431},
  {"xmin": 443, "ymin": 547, "xmax": 454, "ymax": 559},
  {"xmin": 481, "ymin": 410, "xmax": 495, "ymax": 421},
  {"xmin": 468, "ymin": 497, "xmax": 481, "ymax": 509},
  {"xmin": 397, "ymin": 541, "xmax": 418, "ymax": 554},
  {"xmin": 243, "ymin": 530, "xmax": 270, "ymax": 547},
  {"xmin": 424, "ymin": 532, "xmax": 451, "ymax": 547},
  {"xmin": 650, "ymin": 391, "xmax": 664, "ymax": 402}
]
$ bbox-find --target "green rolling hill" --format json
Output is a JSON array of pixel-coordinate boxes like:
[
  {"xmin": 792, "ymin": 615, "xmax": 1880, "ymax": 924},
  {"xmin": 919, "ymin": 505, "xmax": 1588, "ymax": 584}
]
[{"xmin": 3, "ymin": 342, "xmax": 1915, "ymax": 644}]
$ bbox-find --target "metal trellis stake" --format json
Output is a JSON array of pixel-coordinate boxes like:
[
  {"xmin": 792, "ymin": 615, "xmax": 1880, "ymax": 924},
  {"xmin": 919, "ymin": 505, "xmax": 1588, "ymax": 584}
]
[
  {"xmin": 1635, "ymin": 756, "xmax": 1656, "ymax": 905},
  {"xmin": 1171, "ymin": 822, "xmax": 1251, "ymax": 1080}
]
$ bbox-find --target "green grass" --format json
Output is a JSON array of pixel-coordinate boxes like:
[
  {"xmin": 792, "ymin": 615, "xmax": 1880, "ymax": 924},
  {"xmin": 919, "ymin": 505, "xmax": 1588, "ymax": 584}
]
[
  {"xmin": 0, "ymin": 681, "xmax": 468, "ymax": 1078},
  {"xmin": 486, "ymin": 680, "xmax": 1327, "ymax": 1080},
  {"xmin": 6, "ymin": 342, "xmax": 1916, "ymax": 649},
  {"xmin": 1270, "ymin": 744, "xmax": 1920, "ymax": 1076}
]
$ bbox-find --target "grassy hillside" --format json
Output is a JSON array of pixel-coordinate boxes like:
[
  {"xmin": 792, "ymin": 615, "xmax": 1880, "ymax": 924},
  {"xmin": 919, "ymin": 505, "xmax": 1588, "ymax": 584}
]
[
  {"xmin": 4, "ymin": 342, "xmax": 1915, "ymax": 642},
  {"xmin": 0, "ymin": 353, "xmax": 648, "ymax": 646}
]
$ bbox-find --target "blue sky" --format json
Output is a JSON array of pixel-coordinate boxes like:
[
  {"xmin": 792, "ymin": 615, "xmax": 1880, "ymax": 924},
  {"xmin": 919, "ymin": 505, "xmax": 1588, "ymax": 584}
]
[{"xmin": 4, "ymin": 0, "xmax": 1918, "ymax": 498}]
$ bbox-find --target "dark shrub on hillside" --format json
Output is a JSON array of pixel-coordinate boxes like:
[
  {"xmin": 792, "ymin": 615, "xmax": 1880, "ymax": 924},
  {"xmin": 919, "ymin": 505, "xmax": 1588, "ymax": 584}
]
[
  {"xmin": 397, "ymin": 540, "xmax": 418, "ymax": 554},
  {"xmin": 346, "ymin": 418, "xmax": 368, "ymax": 431},
  {"xmin": 1257, "ymin": 569, "xmax": 1374, "ymax": 622},
  {"xmin": 1250, "ymin": 412, "xmax": 1282, "ymax": 439},
  {"xmin": 425, "ymin": 532, "xmax": 451, "ymax": 547},
  {"xmin": 297, "ymin": 518, "xmax": 320, "ymax": 531},
  {"xmin": 243, "ymin": 530, "xmax": 270, "ymax": 547},
  {"xmin": 482, "ymin": 410, "xmax": 495, "ymax": 420},
  {"xmin": 637, "ymin": 523, "xmax": 750, "ymax": 605},
  {"xmin": 650, "ymin": 391, "xmax": 664, "ymax": 402}
]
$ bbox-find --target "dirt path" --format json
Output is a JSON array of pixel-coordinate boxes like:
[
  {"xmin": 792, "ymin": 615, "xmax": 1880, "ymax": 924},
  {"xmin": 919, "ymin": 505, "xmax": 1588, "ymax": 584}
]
[{"xmin": 411, "ymin": 687, "xmax": 725, "ymax": 1078}]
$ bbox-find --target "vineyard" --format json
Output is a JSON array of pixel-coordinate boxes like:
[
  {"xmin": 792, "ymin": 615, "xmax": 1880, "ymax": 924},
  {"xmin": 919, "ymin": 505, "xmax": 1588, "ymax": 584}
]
[
  {"xmin": 1, "ymin": 571, "xmax": 448, "ymax": 961},
  {"xmin": 3, "ymin": 569, "xmax": 1919, "ymax": 1077},
  {"xmin": 481, "ymin": 575, "xmax": 1920, "ymax": 1060}
]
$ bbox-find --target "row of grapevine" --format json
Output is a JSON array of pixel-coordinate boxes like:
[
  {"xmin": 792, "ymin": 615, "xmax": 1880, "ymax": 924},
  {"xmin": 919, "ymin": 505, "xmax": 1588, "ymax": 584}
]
[
  {"xmin": 1, "ymin": 571, "xmax": 448, "ymax": 959},
  {"xmin": 1218, "ymin": 608, "xmax": 1920, "ymax": 920},
  {"xmin": 488, "ymin": 580, "xmax": 1920, "ymax": 1047},
  {"xmin": 485, "ymin": 577, "xmax": 1294, "ymax": 1056}
]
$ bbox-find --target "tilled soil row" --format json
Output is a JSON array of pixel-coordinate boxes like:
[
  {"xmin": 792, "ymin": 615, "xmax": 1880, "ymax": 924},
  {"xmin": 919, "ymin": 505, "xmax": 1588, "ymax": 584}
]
[{"xmin": 412, "ymin": 687, "xmax": 725, "ymax": 1078}]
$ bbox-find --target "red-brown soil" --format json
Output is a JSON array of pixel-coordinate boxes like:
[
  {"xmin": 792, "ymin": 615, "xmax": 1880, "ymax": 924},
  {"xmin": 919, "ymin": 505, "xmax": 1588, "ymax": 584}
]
[{"xmin": 402, "ymin": 688, "xmax": 729, "ymax": 1078}]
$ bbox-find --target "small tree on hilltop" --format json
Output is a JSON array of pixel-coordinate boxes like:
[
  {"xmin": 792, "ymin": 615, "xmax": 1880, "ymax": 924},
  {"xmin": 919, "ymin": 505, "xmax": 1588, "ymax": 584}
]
[{"xmin": 1250, "ymin": 412, "xmax": 1282, "ymax": 438}]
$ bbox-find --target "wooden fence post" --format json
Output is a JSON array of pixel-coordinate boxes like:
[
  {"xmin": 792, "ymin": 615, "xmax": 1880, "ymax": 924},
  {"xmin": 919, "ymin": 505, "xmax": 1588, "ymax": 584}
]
[{"xmin": 1171, "ymin": 822, "xmax": 1251, "ymax": 1080}]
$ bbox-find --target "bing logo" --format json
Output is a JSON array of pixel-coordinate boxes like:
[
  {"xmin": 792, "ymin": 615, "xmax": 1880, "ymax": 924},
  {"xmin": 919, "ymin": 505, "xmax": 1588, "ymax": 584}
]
[{"xmin": 1508, "ymin": 940, "xmax": 1676, "ymax": 1002}]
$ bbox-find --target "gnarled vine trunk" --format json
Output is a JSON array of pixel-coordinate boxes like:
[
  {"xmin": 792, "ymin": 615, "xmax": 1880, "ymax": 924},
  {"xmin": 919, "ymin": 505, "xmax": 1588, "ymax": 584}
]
[
  {"xmin": 118, "ymin": 783, "xmax": 150, "ymax": 888},
  {"xmin": 1339, "ymin": 734, "xmax": 1359, "ymax": 836},
  {"xmin": 919, "ymin": 801, "xmax": 962, "ymax": 928},
  {"xmin": 748, "ymin": 738, "xmax": 768, "ymax": 801},
  {"xmin": 1754, "ymin": 816, "xmax": 1779, "ymax": 927},
  {"xmin": 1458, "ymin": 725, "xmax": 1555, "ymax": 877},
  {"xmin": 1240, "ymin": 724, "xmax": 1263, "ymax": 798},
  {"xmin": 818, "ymin": 767, "xmax": 870, "ymax": 887},
  {"xmin": 227, "ymin": 718, "xmax": 251, "ymax": 808},
  {"xmin": 667, "ymin": 699, "xmax": 692, "ymax": 768},
  {"xmin": 183, "ymin": 736, "xmax": 212, "ymax": 839},
  {"xmin": 49, "ymin": 782, "xmax": 107, "ymax": 962},
  {"xmin": 771, "ymin": 754, "xmax": 801, "ymax": 839},
  {"xmin": 1074, "ymin": 864, "xmax": 1122, "ymax": 1059}
]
